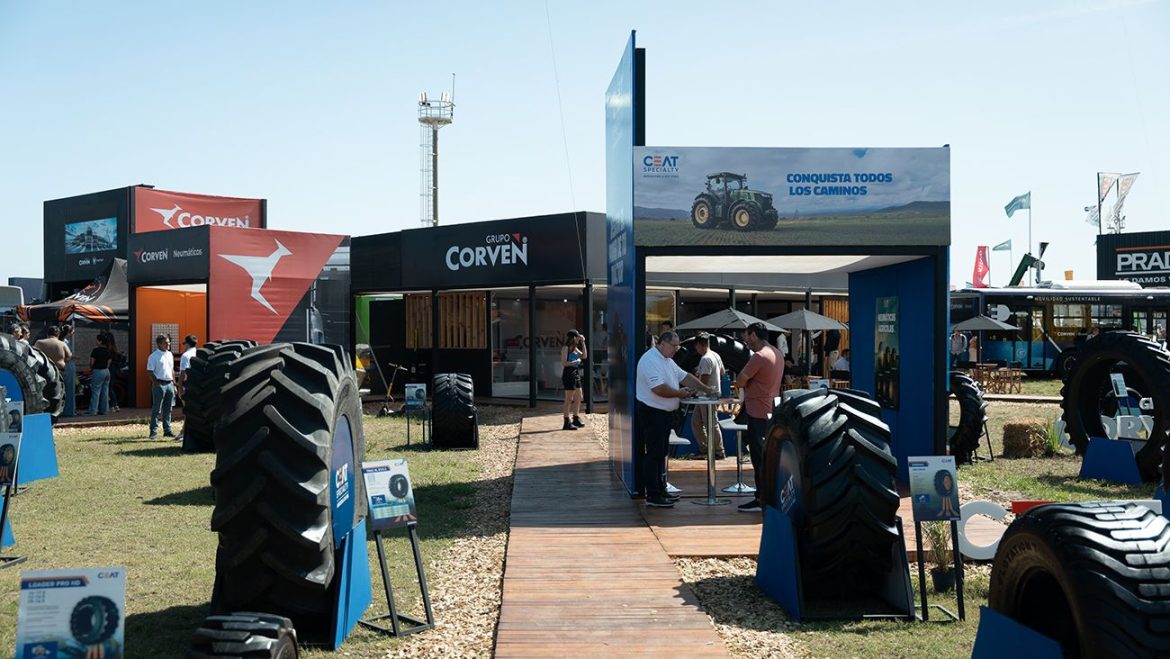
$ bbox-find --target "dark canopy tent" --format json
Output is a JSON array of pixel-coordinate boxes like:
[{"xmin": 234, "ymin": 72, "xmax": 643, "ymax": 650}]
[{"xmin": 21, "ymin": 258, "xmax": 129, "ymax": 323}]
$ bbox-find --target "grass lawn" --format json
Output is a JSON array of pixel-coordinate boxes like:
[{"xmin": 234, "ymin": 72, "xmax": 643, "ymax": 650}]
[
  {"xmin": 0, "ymin": 414, "xmax": 486, "ymax": 657},
  {"xmin": 1016, "ymin": 376, "xmax": 1063, "ymax": 398}
]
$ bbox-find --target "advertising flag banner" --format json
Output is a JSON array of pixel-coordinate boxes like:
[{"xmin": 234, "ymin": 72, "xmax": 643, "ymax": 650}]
[
  {"xmin": 1116, "ymin": 172, "xmax": 1140, "ymax": 203},
  {"xmin": 875, "ymin": 296, "xmax": 899, "ymax": 409},
  {"xmin": 972, "ymin": 246, "xmax": 990, "ymax": 288},
  {"xmin": 133, "ymin": 188, "xmax": 264, "ymax": 234},
  {"xmin": 16, "ymin": 567, "xmax": 127, "ymax": 658},
  {"xmin": 1098, "ymin": 172, "xmax": 1120, "ymax": 203},
  {"xmin": 632, "ymin": 146, "xmax": 950, "ymax": 247},
  {"xmin": 908, "ymin": 456, "xmax": 960, "ymax": 522},
  {"xmin": 362, "ymin": 459, "xmax": 417, "ymax": 530},
  {"xmin": 992, "ymin": 239, "xmax": 1012, "ymax": 252},
  {"xmin": 1084, "ymin": 205, "xmax": 1100, "ymax": 227},
  {"xmin": 1004, "ymin": 192, "xmax": 1030, "ymax": 218}
]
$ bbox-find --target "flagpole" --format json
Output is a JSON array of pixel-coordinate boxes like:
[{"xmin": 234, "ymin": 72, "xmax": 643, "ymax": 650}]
[
  {"xmin": 1097, "ymin": 173, "xmax": 1103, "ymax": 237},
  {"xmin": 1028, "ymin": 198, "xmax": 1034, "ymax": 285}
]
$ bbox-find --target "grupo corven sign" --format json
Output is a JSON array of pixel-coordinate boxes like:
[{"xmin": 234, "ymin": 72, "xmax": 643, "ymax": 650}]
[
  {"xmin": 134, "ymin": 188, "xmax": 264, "ymax": 234},
  {"xmin": 445, "ymin": 233, "xmax": 528, "ymax": 271}
]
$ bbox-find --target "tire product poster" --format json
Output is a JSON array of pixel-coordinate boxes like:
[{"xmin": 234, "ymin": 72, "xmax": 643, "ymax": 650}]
[
  {"xmin": 908, "ymin": 456, "xmax": 960, "ymax": 521},
  {"xmin": 362, "ymin": 459, "xmax": 417, "ymax": 530},
  {"xmin": 875, "ymin": 296, "xmax": 900, "ymax": 409},
  {"xmin": 633, "ymin": 146, "xmax": 950, "ymax": 247},
  {"xmin": 0, "ymin": 400, "xmax": 23, "ymax": 486},
  {"xmin": 16, "ymin": 567, "xmax": 126, "ymax": 659},
  {"xmin": 404, "ymin": 384, "xmax": 427, "ymax": 411}
]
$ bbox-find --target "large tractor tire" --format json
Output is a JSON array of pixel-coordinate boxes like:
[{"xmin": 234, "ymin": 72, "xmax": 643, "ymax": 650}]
[
  {"xmin": 949, "ymin": 371, "xmax": 988, "ymax": 464},
  {"xmin": 432, "ymin": 372, "xmax": 477, "ymax": 449},
  {"xmin": 691, "ymin": 196, "xmax": 716, "ymax": 229},
  {"xmin": 673, "ymin": 334, "xmax": 753, "ymax": 375},
  {"xmin": 1059, "ymin": 331, "xmax": 1170, "ymax": 482},
  {"xmin": 0, "ymin": 333, "xmax": 64, "ymax": 416},
  {"xmin": 762, "ymin": 388, "xmax": 900, "ymax": 598},
  {"xmin": 182, "ymin": 340, "xmax": 257, "ymax": 454},
  {"xmin": 188, "ymin": 612, "xmax": 298, "ymax": 659},
  {"xmin": 758, "ymin": 214, "xmax": 779, "ymax": 231},
  {"xmin": 729, "ymin": 201, "xmax": 761, "ymax": 232},
  {"xmin": 989, "ymin": 502, "xmax": 1170, "ymax": 657},
  {"xmin": 209, "ymin": 343, "xmax": 366, "ymax": 639}
]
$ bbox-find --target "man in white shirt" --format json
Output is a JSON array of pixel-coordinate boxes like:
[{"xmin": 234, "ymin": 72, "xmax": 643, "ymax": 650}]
[
  {"xmin": 176, "ymin": 335, "xmax": 198, "ymax": 442},
  {"xmin": 146, "ymin": 334, "xmax": 176, "ymax": 440},
  {"xmin": 636, "ymin": 330, "xmax": 715, "ymax": 508},
  {"xmin": 690, "ymin": 334, "xmax": 726, "ymax": 460}
]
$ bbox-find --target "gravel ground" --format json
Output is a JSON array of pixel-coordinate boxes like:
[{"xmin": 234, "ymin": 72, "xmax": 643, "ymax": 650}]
[
  {"xmin": 387, "ymin": 406, "xmax": 522, "ymax": 658},
  {"xmin": 676, "ymin": 558, "xmax": 800, "ymax": 659}
]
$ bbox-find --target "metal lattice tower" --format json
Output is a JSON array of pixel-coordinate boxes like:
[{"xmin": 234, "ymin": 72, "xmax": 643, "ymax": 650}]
[{"xmin": 418, "ymin": 87, "xmax": 454, "ymax": 227}]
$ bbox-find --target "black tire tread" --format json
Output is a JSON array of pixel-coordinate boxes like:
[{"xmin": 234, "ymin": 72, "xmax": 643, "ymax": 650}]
[
  {"xmin": 0, "ymin": 332, "xmax": 63, "ymax": 416},
  {"xmin": 432, "ymin": 372, "xmax": 477, "ymax": 449},
  {"xmin": 183, "ymin": 340, "xmax": 258, "ymax": 453},
  {"xmin": 187, "ymin": 611, "xmax": 298, "ymax": 658},
  {"xmin": 949, "ymin": 371, "xmax": 988, "ymax": 464}
]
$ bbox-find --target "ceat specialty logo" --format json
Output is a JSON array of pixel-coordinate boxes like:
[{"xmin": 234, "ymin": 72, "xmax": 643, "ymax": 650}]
[
  {"xmin": 151, "ymin": 204, "xmax": 252, "ymax": 229},
  {"xmin": 641, "ymin": 153, "xmax": 679, "ymax": 174},
  {"xmin": 220, "ymin": 240, "xmax": 291, "ymax": 314},
  {"xmin": 446, "ymin": 233, "xmax": 528, "ymax": 271}
]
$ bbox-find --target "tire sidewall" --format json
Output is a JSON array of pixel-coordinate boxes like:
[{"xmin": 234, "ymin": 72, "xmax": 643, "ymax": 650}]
[
  {"xmin": 990, "ymin": 526, "xmax": 1088, "ymax": 653},
  {"xmin": 328, "ymin": 375, "xmax": 365, "ymax": 547}
]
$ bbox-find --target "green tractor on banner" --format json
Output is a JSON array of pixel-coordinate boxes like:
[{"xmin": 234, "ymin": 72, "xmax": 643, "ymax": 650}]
[{"xmin": 691, "ymin": 172, "xmax": 780, "ymax": 231}]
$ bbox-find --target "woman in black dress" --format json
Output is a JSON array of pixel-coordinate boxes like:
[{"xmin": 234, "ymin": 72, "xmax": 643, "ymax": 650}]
[{"xmin": 560, "ymin": 329, "xmax": 588, "ymax": 430}]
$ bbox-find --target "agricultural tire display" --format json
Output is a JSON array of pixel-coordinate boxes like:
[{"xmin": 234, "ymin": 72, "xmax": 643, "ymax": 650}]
[
  {"xmin": 432, "ymin": 372, "xmax": 477, "ymax": 449},
  {"xmin": 182, "ymin": 340, "xmax": 257, "ymax": 453},
  {"xmin": 988, "ymin": 502, "xmax": 1170, "ymax": 657},
  {"xmin": 188, "ymin": 612, "xmax": 299, "ymax": 659},
  {"xmin": 762, "ymin": 388, "xmax": 900, "ymax": 598},
  {"xmin": 0, "ymin": 332, "xmax": 64, "ymax": 416},
  {"xmin": 69, "ymin": 595, "xmax": 120, "ymax": 646},
  {"xmin": 691, "ymin": 196, "xmax": 716, "ymax": 229},
  {"xmin": 1059, "ymin": 331, "xmax": 1170, "ymax": 481},
  {"xmin": 673, "ymin": 333, "xmax": 753, "ymax": 375},
  {"xmin": 949, "ymin": 371, "xmax": 988, "ymax": 464},
  {"xmin": 209, "ymin": 342, "xmax": 366, "ymax": 639},
  {"xmin": 729, "ymin": 201, "xmax": 761, "ymax": 231}
]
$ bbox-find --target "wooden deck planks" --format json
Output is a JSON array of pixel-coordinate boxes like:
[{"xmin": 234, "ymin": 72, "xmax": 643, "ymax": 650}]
[{"xmin": 494, "ymin": 414, "xmax": 729, "ymax": 658}]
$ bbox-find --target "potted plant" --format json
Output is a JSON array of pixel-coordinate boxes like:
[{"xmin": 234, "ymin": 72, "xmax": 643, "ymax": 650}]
[{"xmin": 924, "ymin": 521, "xmax": 955, "ymax": 592}]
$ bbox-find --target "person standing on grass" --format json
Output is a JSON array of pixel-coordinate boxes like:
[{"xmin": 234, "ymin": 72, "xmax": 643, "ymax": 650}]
[
  {"xmin": 635, "ymin": 330, "xmax": 715, "ymax": 509},
  {"xmin": 734, "ymin": 322, "xmax": 784, "ymax": 513},
  {"xmin": 690, "ymin": 333, "xmax": 726, "ymax": 460},
  {"xmin": 146, "ymin": 334, "xmax": 176, "ymax": 440},
  {"xmin": 176, "ymin": 335, "xmax": 198, "ymax": 441},
  {"xmin": 560, "ymin": 329, "xmax": 587, "ymax": 431},
  {"xmin": 86, "ymin": 334, "xmax": 112, "ymax": 415}
]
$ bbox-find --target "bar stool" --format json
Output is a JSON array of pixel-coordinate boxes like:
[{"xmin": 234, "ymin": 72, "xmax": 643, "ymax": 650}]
[
  {"xmin": 718, "ymin": 416, "xmax": 754, "ymax": 494},
  {"xmin": 666, "ymin": 429, "xmax": 690, "ymax": 494}
]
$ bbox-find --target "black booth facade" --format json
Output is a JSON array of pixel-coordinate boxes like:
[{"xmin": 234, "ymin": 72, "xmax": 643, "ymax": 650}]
[
  {"xmin": 1098, "ymin": 229, "xmax": 1170, "ymax": 288},
  {"xmin": 351, "ymin": 212, "xmax": 609, "ymax": 408}
]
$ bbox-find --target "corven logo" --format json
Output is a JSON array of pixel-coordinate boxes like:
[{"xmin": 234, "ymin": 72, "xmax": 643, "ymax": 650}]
[
  {"xmin": 446, "ymin": 234, "xmax": 528, "ymax": 271},
  {"xmin": 151, "ymin": 204, "xmax": 251, "ymax": 229},
  {"xmin": 135, "ymin": 248, "xmax": 168, "ymax": 263}
]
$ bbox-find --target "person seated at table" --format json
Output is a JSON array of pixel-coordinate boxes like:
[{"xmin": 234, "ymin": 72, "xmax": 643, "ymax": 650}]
[{"xmin": 832, "ymin": 349, "xmax": 850, "ymax": 372}]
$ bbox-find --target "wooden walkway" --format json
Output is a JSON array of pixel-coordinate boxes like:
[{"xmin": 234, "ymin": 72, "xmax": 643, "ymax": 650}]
[{"xmin": 495, "ymin": 414, "xmax": 728, "ymax": 658}]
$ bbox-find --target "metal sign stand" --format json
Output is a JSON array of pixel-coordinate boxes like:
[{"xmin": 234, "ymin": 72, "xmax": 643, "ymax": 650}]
[
  {"xmin": 405, "ymin": 407, "xmax": 431, "ymax": 449},
  {"xmin": 359, "ymin": 522, "xmax": 434, "ymax": 637},
  {"xmin": 0, "ymin": 480, "xmax": 27, "ymax": 570},
  {"xmin": 912, "ymin": 518, "xmax": 965, "ymax": 622}
]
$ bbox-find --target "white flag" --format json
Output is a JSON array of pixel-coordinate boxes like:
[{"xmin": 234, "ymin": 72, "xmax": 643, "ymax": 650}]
[
  {"xmin": 1098, "ymin": 172, "xmax": 1120, "ymax": 203},
  {"xmin": 1083, "ymin": 204, "xmax": 1100, "ymax": 227},
  {"xmin": 1116, "ymin": 172, "xmax": 1140, "ymax": 203}
]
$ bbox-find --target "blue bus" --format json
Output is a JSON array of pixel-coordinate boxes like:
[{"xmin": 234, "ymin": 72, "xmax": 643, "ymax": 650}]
[{"xmin": 950, "ymin": 281, "xmax": 1170, "ymax": 377}]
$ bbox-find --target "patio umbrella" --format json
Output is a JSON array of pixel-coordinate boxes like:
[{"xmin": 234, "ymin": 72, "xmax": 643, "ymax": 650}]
[
  {"xmin": 952, "ymin": 315, "xmax": 1016, "ymax": 332},
  {"xmin": 766, "ymin": 309, "xmax": 848, "ymax": 375},
  {"xmin": 674, "ymin": 307, "xmax": 785, "ymax": 333},
  {"xmin": 952, "ymin": 315, "xmax": 1018, "ymax": 365}
]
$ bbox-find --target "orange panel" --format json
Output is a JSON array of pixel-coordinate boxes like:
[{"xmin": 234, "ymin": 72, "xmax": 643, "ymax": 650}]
[{"xmin": 134, "ymin": 288, "xmax": 207, "ymax": 407}]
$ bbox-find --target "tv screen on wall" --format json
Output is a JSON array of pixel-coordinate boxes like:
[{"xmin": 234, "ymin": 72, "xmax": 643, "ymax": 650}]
[{"xmin": 64, "ymin": 217, "xmax": 118, "ymax": 254}]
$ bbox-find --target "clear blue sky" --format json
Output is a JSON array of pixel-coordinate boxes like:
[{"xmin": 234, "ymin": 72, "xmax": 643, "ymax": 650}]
[{"xmin": 2, "ymin": 1, "xmax": 1166, "ymax": 288}]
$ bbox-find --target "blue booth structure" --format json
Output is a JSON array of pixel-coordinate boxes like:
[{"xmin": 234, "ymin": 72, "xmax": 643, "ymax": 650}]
[{"xmin": 605, "ymin": 33, "xmax": 950, "ymax": 495}]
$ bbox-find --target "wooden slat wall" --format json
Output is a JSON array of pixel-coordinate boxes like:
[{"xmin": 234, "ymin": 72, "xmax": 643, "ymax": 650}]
[
  {"xmin": 438, "ymin": 292, "xmax": 486, "ymax": 349},
  {"xmin": 405, "ymin": 294, "xmax": 432, "ymax": 349},
  {"xmin": 822, "ymin": 296, "xmax": 850, "ymax": 351}
]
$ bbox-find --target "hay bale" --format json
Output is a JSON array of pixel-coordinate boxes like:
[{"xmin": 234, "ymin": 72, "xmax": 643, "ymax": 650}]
[{"xmin": 1002, "ymin": 418, "xmax": 1048, "ymax": 458}]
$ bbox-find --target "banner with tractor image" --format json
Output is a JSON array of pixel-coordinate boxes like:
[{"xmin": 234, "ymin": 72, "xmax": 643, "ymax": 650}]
[{"xmin": 633, "ymin": 146, "xmax": 949, "ymax": 247}]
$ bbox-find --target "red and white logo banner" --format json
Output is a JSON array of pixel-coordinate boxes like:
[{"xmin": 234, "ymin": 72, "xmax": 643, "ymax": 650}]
[
  {"xmin": 134, "ymin": 188, "xmax": 263, "ymax": 234},
  {"xmin": 209, "ymin": 228, "xmax": 343, "ymax": 344},
  {"xmin": 973, "ymin": 245, "xmax": 990, "ymax": 288},
  {"xmin": 1098, "ymin": 172, "xmax": 1120, "ymax": 203}
]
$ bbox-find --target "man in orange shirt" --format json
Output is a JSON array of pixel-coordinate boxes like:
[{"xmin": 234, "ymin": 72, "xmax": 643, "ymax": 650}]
[{"xmin": 734, "ymin": 322, "xmax": 784, "ymax": 513}]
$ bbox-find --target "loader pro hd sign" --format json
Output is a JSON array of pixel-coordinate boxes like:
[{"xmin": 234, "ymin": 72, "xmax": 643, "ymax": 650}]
[{"xmin": 633, "ymin": 146, "xmax": 950, "ymax": 247}]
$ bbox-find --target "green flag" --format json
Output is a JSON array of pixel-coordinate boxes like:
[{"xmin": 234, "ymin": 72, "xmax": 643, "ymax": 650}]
[
  {"xmin": 993, "ymin": 239, "xmax": 1011, "ymax": 251},
  {"xmin": 1004, "ymin": 192, "xmax": 1031, "ymax": 218}
]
